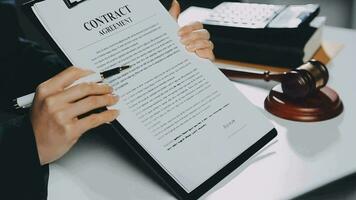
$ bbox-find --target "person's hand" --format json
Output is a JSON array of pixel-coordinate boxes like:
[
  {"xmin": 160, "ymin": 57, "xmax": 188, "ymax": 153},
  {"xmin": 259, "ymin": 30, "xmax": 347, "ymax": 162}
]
[
  {"xmin": 169, "ymin": 0, "xmax": 215, "ymax": 61},
  {"xmin": 30, "ymin": 67, "xmax": 119, "ymax": 165}
]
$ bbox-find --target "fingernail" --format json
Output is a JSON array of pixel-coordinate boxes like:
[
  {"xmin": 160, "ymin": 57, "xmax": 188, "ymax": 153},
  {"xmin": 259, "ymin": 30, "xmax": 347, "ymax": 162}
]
[
  {"xmin": 186, "ymin": 44, "xmax": 194, "ymax": 51},
  {"xmin": 105, "ymin": 84, "xmax": 113, "ymax": 92},
  {"xmin": 180, "ymin": 37, "xmax": 188, "ymax": 44},
  {"xmin": 178, "ymin": 30, "xmax": 184, "ymax": 36},
  {"xmin": 108, "ymin": 110, "xmax": 119, "ymax": 123},
  {"xmin": 114, "ymin": 109, "xmax": 120, "ymax": 117},
  {"xmin": 112, "ymin": 94, "xmax": 119, "ymax": 102},
  {"xmin": 82, "ymin": 68, "xmax": 95, "ymax": 74}
]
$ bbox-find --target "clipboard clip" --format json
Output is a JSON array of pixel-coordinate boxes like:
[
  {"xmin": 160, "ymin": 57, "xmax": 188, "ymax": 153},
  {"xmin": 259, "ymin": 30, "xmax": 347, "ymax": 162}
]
[{"xmin": 63, "ymin": 0, "xmax": 86, "ymax": 9}]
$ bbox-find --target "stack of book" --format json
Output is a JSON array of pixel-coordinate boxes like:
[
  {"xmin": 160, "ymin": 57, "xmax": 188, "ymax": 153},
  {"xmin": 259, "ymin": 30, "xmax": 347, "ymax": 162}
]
[
  {"xmin": 205, "ymin": 17, "xmax": 325, "ymax": 68},
  {"xmin": 179, "ymin": 4, "xmax": 325, "ymax": 68}
]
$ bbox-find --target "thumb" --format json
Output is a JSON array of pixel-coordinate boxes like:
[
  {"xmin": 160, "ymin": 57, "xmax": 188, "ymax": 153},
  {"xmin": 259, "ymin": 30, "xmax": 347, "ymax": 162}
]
[{"xmin": 169, "ymin": 0, "xmax": 180, "ymax": 21}]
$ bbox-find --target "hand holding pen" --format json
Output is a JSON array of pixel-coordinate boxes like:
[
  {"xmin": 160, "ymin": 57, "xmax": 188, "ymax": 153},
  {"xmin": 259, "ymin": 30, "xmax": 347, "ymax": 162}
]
[
  {"xmin": 26, "ymin": 66, "xmax": 129, "ymax": 165},
  {"xmin": 15, "ymin": 65, "xmax": 130, "ymax": 109}
]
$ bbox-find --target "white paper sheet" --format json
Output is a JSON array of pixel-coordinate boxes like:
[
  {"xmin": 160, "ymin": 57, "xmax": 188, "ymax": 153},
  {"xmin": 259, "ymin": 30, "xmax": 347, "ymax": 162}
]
[{"xmin": 32, "ymin": 0, "xmax": 274, "ymax": 192}]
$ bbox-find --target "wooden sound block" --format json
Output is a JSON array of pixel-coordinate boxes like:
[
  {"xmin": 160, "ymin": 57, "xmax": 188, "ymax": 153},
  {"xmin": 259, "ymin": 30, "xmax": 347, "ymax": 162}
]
[{"xmin": 264, "ymin": 86, "xmax": 344, "ymax": 122}]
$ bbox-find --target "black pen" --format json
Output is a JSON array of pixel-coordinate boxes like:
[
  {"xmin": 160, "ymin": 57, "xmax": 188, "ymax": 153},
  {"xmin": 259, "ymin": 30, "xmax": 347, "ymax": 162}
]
[{"xmin": 14, "ymin": 66, "xmax": 130, "ymax": 109}]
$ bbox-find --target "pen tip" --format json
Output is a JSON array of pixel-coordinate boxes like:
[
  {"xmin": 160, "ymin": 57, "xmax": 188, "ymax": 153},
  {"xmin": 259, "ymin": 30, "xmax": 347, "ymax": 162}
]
[
  {"xmin": 101, "ymin": 65, "xmax": 131, "ymax": 79},
  {"xmin": 121, "ymin": 65, "xmax": 130, "ymax": 70}
]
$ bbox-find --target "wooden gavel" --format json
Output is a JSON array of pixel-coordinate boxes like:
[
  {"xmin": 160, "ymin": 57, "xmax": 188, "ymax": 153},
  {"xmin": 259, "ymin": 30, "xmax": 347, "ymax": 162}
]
[{"xmin": 220, "ymin": 60, "xmax": 329, "ymax": 99}]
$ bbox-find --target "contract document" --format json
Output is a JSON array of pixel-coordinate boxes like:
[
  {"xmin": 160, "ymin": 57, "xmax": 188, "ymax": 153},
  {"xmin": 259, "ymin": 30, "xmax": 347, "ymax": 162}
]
[{"xmin": 27, "ymin": 0, "xmax": 276, "ymax": 198}]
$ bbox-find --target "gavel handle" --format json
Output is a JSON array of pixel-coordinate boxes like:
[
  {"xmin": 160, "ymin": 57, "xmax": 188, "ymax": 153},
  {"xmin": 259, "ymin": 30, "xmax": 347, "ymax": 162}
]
[{"xmin": 219, "ymin": 68, "xmax": 285, "ymax": 83}]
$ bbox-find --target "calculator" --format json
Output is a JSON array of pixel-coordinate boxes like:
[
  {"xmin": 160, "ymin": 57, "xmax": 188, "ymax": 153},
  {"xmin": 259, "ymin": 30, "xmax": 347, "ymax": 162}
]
[{"xmin": 204, "ymin": 2, "xmax": 320, "ymax": 29}]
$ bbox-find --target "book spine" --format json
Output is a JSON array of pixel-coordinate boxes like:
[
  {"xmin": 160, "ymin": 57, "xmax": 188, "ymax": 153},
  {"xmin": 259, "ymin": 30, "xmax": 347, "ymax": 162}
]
[{"xmin": 212, "ymin": 36, "xmax": 305, "ymax": 68}]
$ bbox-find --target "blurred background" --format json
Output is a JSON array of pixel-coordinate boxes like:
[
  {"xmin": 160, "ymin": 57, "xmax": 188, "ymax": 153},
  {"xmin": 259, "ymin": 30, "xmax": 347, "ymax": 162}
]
[
  {"xmin": 179, "ymin": 0, "xmax": 356, "ymax": 29},
  {"xmin": 1, "ymin": 0, "xmax": 355, "ymax": 199},
  {"xmin": 5, "ymin": 0, "xmax": 355, "ymax": 50}
]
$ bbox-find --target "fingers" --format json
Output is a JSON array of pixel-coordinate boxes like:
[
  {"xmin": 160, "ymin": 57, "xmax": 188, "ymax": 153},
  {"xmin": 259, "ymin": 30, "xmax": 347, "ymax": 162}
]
[
  {"xmin": 196, "ymin": 48, "xmax": 215, "ymax": 61},
  {"xmin": 44, "ymin": 67, "xmax": 93, "ymax": 94},
  {"xmin": 186, "ymin": 40, "xmax": 214, "ymax": 52},
  {"xmin": 169, "ymin": 0, "xmax": 180, "ymax": 20},
  {"xmin": 180, "ymin": 29, "xmax": 210, "ymax": 46},
  {"xmin": 68, "ymin": 94, "xmax": 119, "ymax": 118},
  {"xmin": 75, "ymin": 109, "xmax": 119, "ymax": 136},
  {"xmin": 179, "ymin": 24, "xmax": 215, "ymax": 61},
  {"xmin": 51, "ymin": 83, "xmax": 113, "ymax": 104},
  {"xmin": 178, "ymin": 22, "xmax": 204, "ymax": 36}
]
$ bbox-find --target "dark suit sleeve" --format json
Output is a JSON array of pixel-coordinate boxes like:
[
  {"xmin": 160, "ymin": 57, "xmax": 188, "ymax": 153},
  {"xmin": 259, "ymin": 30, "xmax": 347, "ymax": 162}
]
[
  {"xmin": 0, "ymin": 115, "xmax": 49, "ymax": 200},
  {"xmin": 0, "ymin": 2, "xmax": 66, "ymax": 199},
  {"xmin": 0, "ymin": 2, "xmax": 66, "ymax": 113}
]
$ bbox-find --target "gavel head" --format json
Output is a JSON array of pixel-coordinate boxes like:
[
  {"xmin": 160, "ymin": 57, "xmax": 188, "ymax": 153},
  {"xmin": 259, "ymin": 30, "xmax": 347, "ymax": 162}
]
[{"xmin": 281, "ymin": 60, "xmax": 329, "ymax": 99}]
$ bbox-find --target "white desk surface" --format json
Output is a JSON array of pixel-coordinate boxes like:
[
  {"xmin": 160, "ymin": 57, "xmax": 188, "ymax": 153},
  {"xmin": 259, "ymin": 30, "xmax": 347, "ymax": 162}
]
[{"xmin": 48, "ymin": 26, "xmax": 356, "ymax": 200}]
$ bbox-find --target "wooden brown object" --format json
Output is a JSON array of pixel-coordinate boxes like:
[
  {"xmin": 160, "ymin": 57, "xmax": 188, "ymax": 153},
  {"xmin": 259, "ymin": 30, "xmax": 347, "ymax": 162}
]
[
  {"xmin": 220, "ymin": 60, "xmax": 329, "ymax": 99},
  {"xmin": 215, "ymin": 41, "xmax": 344, "ymax": 73},
  {"xmin": 264, "ymin": 86, "xmax": 343, "ymax": 122},
  {"xmin": 219, "ymin": 60, "xmax": 343, "ymax": 122}
]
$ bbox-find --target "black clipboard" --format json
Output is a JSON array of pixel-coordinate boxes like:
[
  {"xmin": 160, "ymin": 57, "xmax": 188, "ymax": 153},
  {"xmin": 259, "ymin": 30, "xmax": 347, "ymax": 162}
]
[
  {"xmin": 63, "ymin": 0, "xmax": 86, "ymax": 9},
  {"xmin": 160, "ymin": 0, "xmax": 172, "ymax": 10},
  {"xmin": 22, "ymin": 1, "xmax": 277, "ymax": 199}
]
